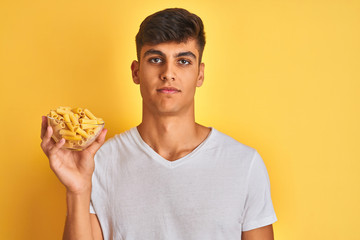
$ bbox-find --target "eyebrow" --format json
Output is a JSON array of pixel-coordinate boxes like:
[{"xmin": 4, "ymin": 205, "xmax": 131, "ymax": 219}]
[
  {"xmin": 176, "ymin": 51, "xmax": 197, "ymax": 60},
  {"xmin": 143, "ymin": 49, "xmax": 165, "ymax": 58},
  {"xmin": 143, "ymin": 49, "xmax": 197, "ymax": 60}
]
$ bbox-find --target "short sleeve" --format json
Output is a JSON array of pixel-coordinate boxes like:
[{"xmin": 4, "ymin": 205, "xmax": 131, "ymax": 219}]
[
  {"xmin": 90, "ymin": 200, "xmax": 96, "ymax": 214},
  {"xmin": 242, "ymin": 151, "xmax": 277, "ymax": 231},
  {"xmin": 90, "ymin": 150, "xmax": 100, "ymax": 215}
]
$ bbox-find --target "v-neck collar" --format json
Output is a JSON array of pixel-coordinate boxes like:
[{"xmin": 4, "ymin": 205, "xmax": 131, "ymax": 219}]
[{"xmin": 129, "ymin": 127, "xmax": 215, "ymax": 168}]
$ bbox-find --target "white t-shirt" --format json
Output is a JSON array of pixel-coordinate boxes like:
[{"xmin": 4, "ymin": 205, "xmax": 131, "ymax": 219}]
[{"xmin": 90, "ymin": 127, "xmax": 277, "ymax": 239}]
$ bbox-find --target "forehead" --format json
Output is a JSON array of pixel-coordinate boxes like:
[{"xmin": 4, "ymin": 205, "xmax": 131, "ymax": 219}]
[{"xmin": 140, "ymin": 38, "xmax": 200, "ymax": 59}]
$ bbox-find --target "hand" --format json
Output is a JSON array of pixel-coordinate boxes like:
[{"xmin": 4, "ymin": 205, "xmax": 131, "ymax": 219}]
[{"xmin": 40, "ymin": 116, "xmax": 107, "ymax": 194}]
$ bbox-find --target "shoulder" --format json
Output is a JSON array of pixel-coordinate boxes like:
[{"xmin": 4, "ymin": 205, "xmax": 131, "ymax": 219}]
[
  {"xmin": 203, "ymin": 128, "xmax": 261, "ymax": 169},
  {"xmin": 95, "ymin": 127, "xmax": 137, "ymax": 160},
  {"xmin": 209, "ymin": 128, "xmax": 257, "ymax": 156}
]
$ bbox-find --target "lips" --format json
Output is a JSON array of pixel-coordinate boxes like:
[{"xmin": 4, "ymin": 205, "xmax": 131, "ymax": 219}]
[{"xmin": 156, "ymin": 87, "xmax": 181, "ymax": 94}]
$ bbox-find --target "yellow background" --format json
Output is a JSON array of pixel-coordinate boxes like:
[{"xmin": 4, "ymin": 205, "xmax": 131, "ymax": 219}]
[{"xmin": 1, "ymin": 0, "xmax": 359, "ymax": 239}]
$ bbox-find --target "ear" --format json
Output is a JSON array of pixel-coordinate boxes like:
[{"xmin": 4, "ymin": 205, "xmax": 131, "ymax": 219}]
[
  {"xmin": 131, "ymin": 60, "xmax": 140, "ymax": 84},
  {"xmin": 196, "ymin": 63, "xmax": 205, "ymax": 87}
]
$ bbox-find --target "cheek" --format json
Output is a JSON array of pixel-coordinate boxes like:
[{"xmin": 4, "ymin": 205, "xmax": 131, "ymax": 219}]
[
  {"xmin": 139, "ymin": 83, "xmax": 151, "ymax": 101},
  {"xmin": 139, "ymin": 67, "xmax": 160, "ymax": 84},
  {"xmin": 138, "ymin": 76, "xmax": 156, "ymax": 99},
  {"xmin": 140, "ymin": 63, "xmax": 158, "ymax": 74},
  {"xmin": 183, "ymin": 71, "xmax": 200, "ymax": 87}
]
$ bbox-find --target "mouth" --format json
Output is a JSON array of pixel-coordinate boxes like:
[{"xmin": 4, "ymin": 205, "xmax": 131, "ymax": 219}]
[{"xmin": 156, "ymin": 87, "xmax": 181, "ymax": 94}]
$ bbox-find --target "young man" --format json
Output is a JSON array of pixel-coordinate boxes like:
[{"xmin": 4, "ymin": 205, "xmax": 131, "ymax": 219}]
[{"xmin": 41, "ymin": 8, "xmax": 277, "ymax": 240}]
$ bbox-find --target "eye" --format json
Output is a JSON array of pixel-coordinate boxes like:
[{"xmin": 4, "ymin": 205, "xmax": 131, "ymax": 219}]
[
  {"xmin": 178, "ymin": 59, "xmax": 191, "ymax": 65},
  {"xmin": 149, "ymin": 57, "xmax": 163, "ymax": 64}
]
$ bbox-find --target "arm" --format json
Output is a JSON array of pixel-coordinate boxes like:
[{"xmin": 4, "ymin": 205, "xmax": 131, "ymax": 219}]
[
  {"xmin": 63, "ymin": 191, "xmax": 93, "ymax": 239},
  {"xmin": 40, "ymin": 116, "xmax": 107, "ymax": 240},
  {"xmin": 242, "ymin": 224, "xmax": 274, "ymax": 240},
  {"xmin": 63, "ymin": 192, "xmax": 104, "ymax": 240},
  {"xmin": 242, "ymin": 152, "xmax": 277, "ymax": 239},
  {"xmin": 90, "ymin": 214, "xmax": 104, "ymax": 240}
]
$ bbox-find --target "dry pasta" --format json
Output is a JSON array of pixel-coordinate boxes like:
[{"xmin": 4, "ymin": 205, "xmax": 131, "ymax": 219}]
[{"xmin": 47, "ymin": 106, "xmax": 104, "ymax": 150}]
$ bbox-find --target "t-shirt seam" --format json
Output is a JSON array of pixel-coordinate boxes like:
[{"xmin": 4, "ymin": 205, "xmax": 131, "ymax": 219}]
[
  {"xmin": 244, "ymin": 150, "xmax": 258, "ymax": 197},
  {"xmin": 242, "ymin": 214, "xmax": 277, "ymax": 231},
  {"xmin": 129, "ymin": 127, "xmax": 171, "ymax": 167},
  {"xmin": 130, "ymin": 127, "xmax": 216, "ymax": 168},
  {"xmin": 240, "ymin": 149, "xmax": 258, "ymax": 223}
]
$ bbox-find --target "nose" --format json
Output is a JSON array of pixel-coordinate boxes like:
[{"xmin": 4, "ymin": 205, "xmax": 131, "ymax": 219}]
[{"xmin": 160, "ymin": 62, "xmax": 176, "ymax": 81}]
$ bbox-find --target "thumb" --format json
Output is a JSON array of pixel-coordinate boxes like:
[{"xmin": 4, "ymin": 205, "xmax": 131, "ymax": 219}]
[{"xmin": 86, "ymin": 128, "xmax": 107, "ymax": 155}]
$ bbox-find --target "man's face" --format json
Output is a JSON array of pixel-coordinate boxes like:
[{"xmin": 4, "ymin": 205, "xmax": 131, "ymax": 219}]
[{"xmin": 131, "ymin": 38, "xmax": 205, "ymax": 116}]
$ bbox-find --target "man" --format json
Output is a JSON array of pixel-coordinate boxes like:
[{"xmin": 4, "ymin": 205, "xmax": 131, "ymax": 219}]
[{"xmin": 41, "ymin": 8, "xmax": 277, "ymax": 240}]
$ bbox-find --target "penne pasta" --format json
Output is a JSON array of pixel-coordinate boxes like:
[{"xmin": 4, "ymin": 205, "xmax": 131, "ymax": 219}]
[
  {"xmin": 85, "ymin": 129, "xmax": 95, "ymax": 135},
  {"xmin": 63, "ymin": 135, "xmax": 82, "ymax": 141},
  {"xmin": 59, "ymin": 129, "xmax": 76, "ymax": 137},
  {"xmin": 63, "ymin": 113, "xmax": 70, "ymax": 123},
  {"xmin": 81, "ymin": 124, "xmax": 97, "ymax": 130},
  {"xmin": 56, "ymin": 116, "xmax": 64, "ymax": 122},
  {"xmin": 94, "ymin": 126, "xmax": 101, "ymax": 135},
  {"xmin": 56, "ymin": 108, "xmax": 70, "ymax": 116},
  {"xmin": 76, "ymin": 128, "xmax": 90, "ymax": 139},
  {"xmin": 53, "ymin": 123, "xmax": 65, "ymax": 132},
  {"xmin": 51, "ymin": 135, "xmax": 58, "ymax": 142},
  {"xmin": 72, "ymin": 108, "xmax": 83, "ymax": 114},
  {"xmin": 47, "ymin": 106, "xmax": 104, "ymax": 150},
  {"xmin": 77, "ymin": 139, "xmax": 86, "ymax": 146},
  {"xmin": 69, "ymin": 113, "xmax": 79, "ymax": 126},
  {"xmin": 63, "ymin": 106, "xmax": 72, "ymax": 110},
  {"xmin": 79, "ymin": 119, "xmax": 97, "ymax": 124},
  {"xmin": 62, "ymin": 114, "xmax": 75, "ymax": 132},
  {"xmin": 50, "ymin": 110, "xmax": 58, "ymax": 118},
  {"xmin": 84, "ymin": 109, "xmax": 96, "ymax": 120},
  {"xmin": 49, "ymin": 118, "xmax": 58, "ymax": 126},
  {"xmin": 63, "ymin": 141, "xmax": 74, "ymax": 148}
]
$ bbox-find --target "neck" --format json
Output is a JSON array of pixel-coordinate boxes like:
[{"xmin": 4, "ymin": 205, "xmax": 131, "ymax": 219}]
[{"xmin": 137, "ymin": 108, "xmax": 210, "ymax": 161}]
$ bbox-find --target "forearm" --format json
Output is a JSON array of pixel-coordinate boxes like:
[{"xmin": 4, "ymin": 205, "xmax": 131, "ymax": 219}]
[
  {"xmin": 63, "ymin": 189, "xmax": 93, "ymax": 240},
  {"xmin": 242, "ymin": 225, "xmax": 274, "ymax": 240}
]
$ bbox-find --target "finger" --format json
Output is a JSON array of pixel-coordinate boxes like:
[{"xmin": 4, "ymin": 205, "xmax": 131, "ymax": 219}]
[
  {"xmin": 41, "ymin": 125, "xmax": 53, "ymax": 148},
  {"xmin": 41, "ymin": 125, "xmax": 56, "ymax": 155},
  {"xmin": 41, "ymin": 116, "xmax": 48, "ymax": 139},
  {"xmin": 48, "ymin": 138, "xmax": 65, "ymax": 155},
  {"xmin": 86, "ymin": 128, "xmax": 107, "ymax": 154}
]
